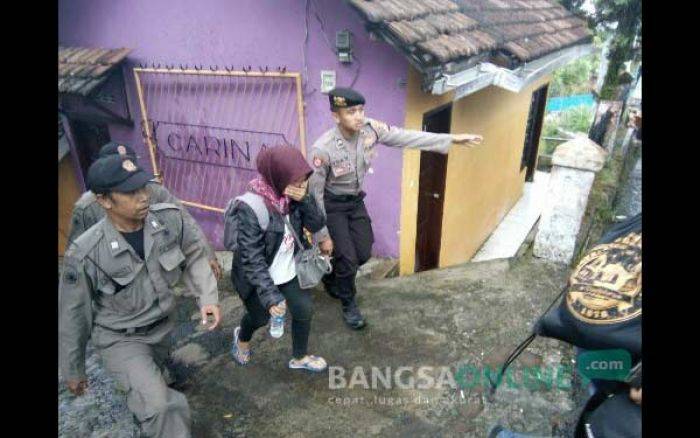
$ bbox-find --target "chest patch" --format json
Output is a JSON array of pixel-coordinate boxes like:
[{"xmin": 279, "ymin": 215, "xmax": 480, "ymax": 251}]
[{"xmin": 331, "ymin": 159, "xmax": 353, "ymax": 177}]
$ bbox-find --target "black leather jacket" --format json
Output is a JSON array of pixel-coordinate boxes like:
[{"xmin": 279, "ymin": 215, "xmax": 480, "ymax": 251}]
[{"xmin": 229, "ymin": 194, "xmax": 326, "ymax": 309}]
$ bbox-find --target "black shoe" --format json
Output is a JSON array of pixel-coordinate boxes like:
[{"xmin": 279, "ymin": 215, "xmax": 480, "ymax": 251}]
[
  {"xmin": 342, "ymin": 300, "xmax": 366, "ymax": 330},
  {"xmin": 487, "ymin": 425, "xmax": 504, "ymax": 438},
  {"xmin": 325, "ymin": 284, "xmax": 340, "ymax": 299},
  {"xmin": 162, "ymin": 364, "xmax": 187, "ymax": 390}
]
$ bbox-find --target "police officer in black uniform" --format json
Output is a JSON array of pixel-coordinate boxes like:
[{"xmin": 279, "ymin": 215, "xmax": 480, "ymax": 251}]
[{"xmin": 308, "ymin": 88, "xmax": 483, "ymax": 329}]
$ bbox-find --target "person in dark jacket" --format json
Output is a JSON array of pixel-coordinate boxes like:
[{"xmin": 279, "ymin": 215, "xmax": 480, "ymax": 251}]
[{"xmin": 225, "ymin": 145, "xmax": 333, "ymax": 372}]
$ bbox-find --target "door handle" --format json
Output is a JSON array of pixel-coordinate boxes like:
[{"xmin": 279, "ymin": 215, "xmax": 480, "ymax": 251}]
[{"xmin": 419, "ymin": 191, "xmax": 441, "ymax": 199}]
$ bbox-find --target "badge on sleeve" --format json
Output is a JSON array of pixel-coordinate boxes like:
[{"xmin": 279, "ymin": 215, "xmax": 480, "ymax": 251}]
[
  {"xmin": 63, "ymin": 264, "xmax": 79, "ymax": 285},
  {"xmin": 368, "ymin": 119, "xmax": 390, "ymax": 137}
]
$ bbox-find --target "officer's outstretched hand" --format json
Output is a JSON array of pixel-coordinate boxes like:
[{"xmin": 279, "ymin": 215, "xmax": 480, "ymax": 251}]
[
  {"xmin": 66, "ymin": 378, "xmax": 88, "ymax": 396},
  {"xmin": 201, "ymin": 305, "xmax": 221, "ymax": 331},
  {"xmin": 452, "ymin": 133, "xmax": 483, "ymax": 147}
]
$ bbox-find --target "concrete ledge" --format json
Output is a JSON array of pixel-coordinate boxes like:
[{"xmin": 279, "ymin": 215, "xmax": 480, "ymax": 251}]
[{"xmin": 551, "ymin": 137, "xmax": 607, "ymax": 172}]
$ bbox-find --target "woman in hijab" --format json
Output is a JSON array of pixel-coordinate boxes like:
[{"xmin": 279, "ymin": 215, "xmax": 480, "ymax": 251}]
[{"xmin": 225, "ymin": 145, "xmax": 333, "ymax": 372}]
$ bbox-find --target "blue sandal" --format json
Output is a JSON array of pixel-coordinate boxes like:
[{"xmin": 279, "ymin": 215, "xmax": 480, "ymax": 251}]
[
  {"xmin": 288, "ymin": 355, "xmax": 327, "ymax": 372},
  {"xmin": 231, "ymin": 326, "xmax": 251, "ymax": 365}
]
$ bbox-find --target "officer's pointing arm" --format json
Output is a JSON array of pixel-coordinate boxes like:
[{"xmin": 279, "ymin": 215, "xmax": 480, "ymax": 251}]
[
  {"xmin": 178, "ymin": 210, "xmax": 219, "ymax": 308},
  {"xmin": 367, "ymin": 118, "xmax": 454, "ymax": 154},
  {"xmin": 308, "ymin": 147, "xmax": 331, "ymax": 242},
  {"xmin": 58, "ymin": 256, "xmax": 93, "ymax": 383}
]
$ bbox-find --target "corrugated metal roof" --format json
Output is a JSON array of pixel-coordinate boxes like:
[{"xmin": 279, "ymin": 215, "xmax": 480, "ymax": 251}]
[{"xmin": 58, "ymin": 46, "xmax": 132, "ymax": 96}]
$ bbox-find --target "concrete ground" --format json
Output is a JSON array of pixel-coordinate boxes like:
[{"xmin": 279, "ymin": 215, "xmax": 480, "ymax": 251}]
[{"xmin": 60, "ymin": 255, "xmax": 581, "ymax": 437}]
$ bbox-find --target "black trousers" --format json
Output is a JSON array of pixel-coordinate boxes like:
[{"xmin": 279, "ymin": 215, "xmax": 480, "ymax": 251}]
[
  {"xmin": 238, "ymin": 277, "xmax": 313, "ymax": 359},
  {"xmin": 323, "ymin": 192, "xmax": 374, "ymax": 303}
]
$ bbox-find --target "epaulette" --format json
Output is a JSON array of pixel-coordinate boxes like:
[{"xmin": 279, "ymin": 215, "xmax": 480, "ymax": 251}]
[
  {"xmin": 65, "ymin": 224, "xmax": 104, "ymax": 261},
  {"xmin": 150, "ymin": 203, "xmax": 183, "ymax": 232},
  {"xmin": 150, "ymin": 202, "xmax": 180, "ymax": 212},
  {"xmin": 315, "ymin": 129, "xmax": 337, "ymax": 151},
  {"xmin": 73, "ymin": 191, "xmax": 97, "ymax": 210},
  {"xmin": 148, "ymin": 184, "xmax": 172, "ymax": 204}
]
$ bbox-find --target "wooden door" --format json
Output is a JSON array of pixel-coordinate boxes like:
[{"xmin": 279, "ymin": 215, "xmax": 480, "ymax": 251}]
[
  {"xmin": 521, "ymin": 84, "xmax": 548, "ymax": 182},
  {"xmin": 415, "ymin": 104, "xmax": 451, "ymax": 272}
]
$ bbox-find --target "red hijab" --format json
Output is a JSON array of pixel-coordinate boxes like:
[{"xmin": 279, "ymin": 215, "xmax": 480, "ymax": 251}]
[{"xmin": 247, "ymin": 145, "xmax": 312, "ymax": 214}]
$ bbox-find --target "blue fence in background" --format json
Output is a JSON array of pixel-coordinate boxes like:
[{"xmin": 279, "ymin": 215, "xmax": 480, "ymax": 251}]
[{"xmin": 546, "ymin": 93, "xmax": 595, "ymax": 112}]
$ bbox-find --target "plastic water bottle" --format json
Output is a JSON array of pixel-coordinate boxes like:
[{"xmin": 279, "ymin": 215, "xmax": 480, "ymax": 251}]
[{"xmin": 269, "ymin": 301, "xmax": 286, "ymax": 338}]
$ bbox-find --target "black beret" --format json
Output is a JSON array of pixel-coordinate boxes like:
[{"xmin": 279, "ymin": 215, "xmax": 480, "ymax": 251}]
[
  {"xmin": 328, "ymin": 87, "xmax": 365, "ymax": 110},
  {"xmin": 87, "ymin": 155, "xmax": 153, "ymax": 194},
  {"xmin": 98, "ymin": 141, "xmax": 138, "ymax": 159}
]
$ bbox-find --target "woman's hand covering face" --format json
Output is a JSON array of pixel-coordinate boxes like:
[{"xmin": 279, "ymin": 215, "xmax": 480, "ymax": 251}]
[{"xmin": 284, "ymin": 180, "xmax": 308, "ymax": 201}]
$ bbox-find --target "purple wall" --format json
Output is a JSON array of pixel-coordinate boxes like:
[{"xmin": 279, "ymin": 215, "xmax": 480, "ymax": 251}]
[{"xmin": 59, "ymin": 0, "xmax": 410, "ymax": 257}]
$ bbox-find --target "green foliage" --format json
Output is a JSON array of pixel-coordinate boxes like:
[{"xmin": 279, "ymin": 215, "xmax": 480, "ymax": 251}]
[
  {"xmin": 539, "ymin": 106, "xmax": 595, "ymax": 155},
  {"xmin": 561, "ymin": 105, "xmax": 596, "ymax": 133},
  {"xmin": 557, "ymin": 0, "xmax": 586, "ymax": 15},
  {"xmin": 594, "ymin": 0, "xmax": 642, "ymax": 99},
  {"xmin": 549, "ymin": 54, "xmax": 599, "ymax": 97},
  {"xmin": 572, "ymin": 149, "xmax": 626, "ymax": 265}
]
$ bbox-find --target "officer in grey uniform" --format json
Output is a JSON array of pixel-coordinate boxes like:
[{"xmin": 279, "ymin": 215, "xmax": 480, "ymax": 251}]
[
  {"xmin": 59, "ymin": 154, "xmax": 221, "ymax": 438},
  {"xmin": 308, "ymin": 87, "xmax": 482, "ymax": 329},
  {"xmin": 67, "ymin": 141, "xmax": 222, "ymax": 279}
]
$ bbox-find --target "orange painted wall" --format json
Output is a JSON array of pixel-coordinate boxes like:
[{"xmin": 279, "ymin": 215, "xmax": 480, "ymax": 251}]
[{"xmin": 399, "ymin": 66, "xmax": 550, "ymax": 274}]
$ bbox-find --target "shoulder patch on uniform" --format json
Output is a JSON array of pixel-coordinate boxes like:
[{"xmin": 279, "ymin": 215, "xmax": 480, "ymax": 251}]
[
  {"xmin": 311, "ymin": 145, "xmax": 330, "ymax": 162},
  {"xmin": 366, "ymin": 118, "xmax": 390, "ymax": 138},
  {"xmin": 62, "ymin": 264, "xmax": 79, "ymax": 285}
]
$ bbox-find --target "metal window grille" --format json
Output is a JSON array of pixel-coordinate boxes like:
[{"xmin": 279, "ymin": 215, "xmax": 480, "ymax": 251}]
[{"xmin": 133, "ymin": 67, "xmax": 306, "ymax": 213}]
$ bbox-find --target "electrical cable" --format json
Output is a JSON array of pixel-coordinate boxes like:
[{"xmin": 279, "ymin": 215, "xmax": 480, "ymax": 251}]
[
  {"xmin": 350, "ymin": 53, "xmax": 361, "ymax": 87},
  {"xmin": 302, "ymin": 0, "xmax": 317, "ymax": 96}
]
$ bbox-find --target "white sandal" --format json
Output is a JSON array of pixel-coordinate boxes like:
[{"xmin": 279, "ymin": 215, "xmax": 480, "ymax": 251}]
[{"xmin": 288, "ymin": 355, "xmax": 327, "ymax": 372}]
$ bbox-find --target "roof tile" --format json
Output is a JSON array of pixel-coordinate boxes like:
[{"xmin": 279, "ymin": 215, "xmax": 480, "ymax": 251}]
[
  {"xmin": 349, "ymin": 0, "xmax": 592, "ymax": 67},
  {"xmin": 58, "ymin": 45, "xmax": 132, "ymax": 96}
]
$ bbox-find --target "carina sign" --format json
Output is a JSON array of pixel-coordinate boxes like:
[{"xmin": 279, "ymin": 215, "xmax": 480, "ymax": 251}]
[{"xmin": 150, "ymin": 120, "xmax": 290, "ymax": 171}]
